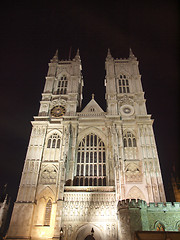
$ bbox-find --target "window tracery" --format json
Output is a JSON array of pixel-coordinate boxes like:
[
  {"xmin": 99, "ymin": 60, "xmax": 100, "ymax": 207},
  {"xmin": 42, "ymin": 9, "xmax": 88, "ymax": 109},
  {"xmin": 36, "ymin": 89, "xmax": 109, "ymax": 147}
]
[
  {"xmin": 74, "ymin": 134, "xmax": 106, "ymax": 186},
  {"xmin": 47, "ymin": 133, "xmax": 60, "ymax": 148},
  {"xmin": 118, "ymin": 75, "xmax": 130, "ymax": 93},
  {"xmin": 123, "ymin": 131, "xmax": 137, "ymax": 147},
  {"xmin": 57, "ymin": 75, "xmax": 68, "ymax": 94}
]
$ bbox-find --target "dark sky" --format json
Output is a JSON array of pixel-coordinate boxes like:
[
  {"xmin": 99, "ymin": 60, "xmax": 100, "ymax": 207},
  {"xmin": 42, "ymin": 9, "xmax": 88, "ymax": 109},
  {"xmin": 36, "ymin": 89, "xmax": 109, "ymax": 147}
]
[{"xmin": 0, "ymin": 1, "xmax": 179, "ymax": 202}]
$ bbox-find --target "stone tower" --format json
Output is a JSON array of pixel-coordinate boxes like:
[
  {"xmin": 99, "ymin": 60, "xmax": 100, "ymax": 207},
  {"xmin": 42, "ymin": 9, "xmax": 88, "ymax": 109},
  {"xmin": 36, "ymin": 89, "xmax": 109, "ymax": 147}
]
[{"xmin": 7, "ymin": 49, "xmax": 167, "ymax": 240}]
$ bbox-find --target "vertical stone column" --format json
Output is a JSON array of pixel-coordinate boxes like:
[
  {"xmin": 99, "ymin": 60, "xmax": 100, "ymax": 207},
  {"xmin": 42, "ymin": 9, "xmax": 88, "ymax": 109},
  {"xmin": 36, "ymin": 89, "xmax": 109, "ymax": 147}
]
[{"xmin": 53, "ymin": 200, "xmax": 64, "ymax": 238}]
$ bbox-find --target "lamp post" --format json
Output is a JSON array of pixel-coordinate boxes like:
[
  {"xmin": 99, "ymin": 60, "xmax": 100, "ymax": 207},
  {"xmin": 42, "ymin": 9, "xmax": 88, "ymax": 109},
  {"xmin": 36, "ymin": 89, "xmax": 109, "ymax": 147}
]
[{"xmin": 60, "ymin": 227, "xmax": 63, "ymax": 240}]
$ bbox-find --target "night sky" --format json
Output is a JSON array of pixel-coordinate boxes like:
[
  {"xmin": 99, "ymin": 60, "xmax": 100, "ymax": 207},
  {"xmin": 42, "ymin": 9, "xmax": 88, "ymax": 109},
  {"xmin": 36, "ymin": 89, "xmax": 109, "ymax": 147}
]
[{"xmin": 0, "ymin": 1, "xmax": 179, "ymax": 202}]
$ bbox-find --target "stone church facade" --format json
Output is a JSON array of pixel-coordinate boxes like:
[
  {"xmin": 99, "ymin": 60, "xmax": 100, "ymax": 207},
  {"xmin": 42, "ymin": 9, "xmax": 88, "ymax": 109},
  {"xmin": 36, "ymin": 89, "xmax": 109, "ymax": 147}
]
[{"xmin": 7, "ymin": 50, "xmax": 179, "ymax": 239}]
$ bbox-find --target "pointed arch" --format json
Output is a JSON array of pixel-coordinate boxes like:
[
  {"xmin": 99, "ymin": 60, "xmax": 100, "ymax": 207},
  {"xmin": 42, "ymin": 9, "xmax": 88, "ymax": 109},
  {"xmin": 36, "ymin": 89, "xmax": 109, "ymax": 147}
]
[
  {"xmin": 34, "ymin": 187, "xmax": 55, "ymax": 226},
  {"xmin": 46, "ymin": 132, "xmax": 61, "ymax": 149},
  {"xmin": 77, "ymin": 127, "xmax": 107, "ymax": 146},
  {"xmin": 44, "ymin": 130, "xmax": 62, "ymax": 161},
  {"xmin": 56, "ymin": 71, "xmax": 70, "ymax": 95},
  {"xmin": 74, "ymin": 130, "xmax": 106, "ymax": 187},
  {"xmin": 117, "ymin": 72, "xmax": 130, "ymax": 93},
  {"xmin": 126, "ymin": 186, "xmax": 145, "ymax": 201},
  {"xmin": 37, "ymin": 186, "xmax": 55, "ymax": 201},
  {"xmin": 154, "ymin": 221, "xmax": 165, "ymax": 231},
  {"xmin": 123, "ymin": 131, "xmax": 137, "ymax": 147},
  {"xmin": 74, "ymin": 223, "xmax": 104, "ymax": 240},
  {"xmin": 44, "ymin": 199, "xmax": 52, "ymax": 226}
]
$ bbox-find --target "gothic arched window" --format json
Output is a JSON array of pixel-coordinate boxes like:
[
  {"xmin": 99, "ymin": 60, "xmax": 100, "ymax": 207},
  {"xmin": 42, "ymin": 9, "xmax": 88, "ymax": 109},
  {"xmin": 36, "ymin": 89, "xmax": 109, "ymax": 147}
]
[
  {"xmin": 118, "ymin": 75, "xmax": 130, "ymax": 93},
  {"xmin": 156, "ymin": 222, "xmax": 165, "ymax": 231},
  {"xmin": 74, "ymin": 134, "xmax": 106, "ymax": 186},
  {"xmin": 47, "ymin": 133, "xmax": 60, "ymax": 148},
  {"xmin": 57, "ymin": 75, "xmax": 68, "ymax": 94},
  {"xmin": 44, "ymin": 199, "xmax": 52, "ymax": 226},
  {"xmin": 123, "ymin": 132, "xmax": 136, "ymax": 147}
]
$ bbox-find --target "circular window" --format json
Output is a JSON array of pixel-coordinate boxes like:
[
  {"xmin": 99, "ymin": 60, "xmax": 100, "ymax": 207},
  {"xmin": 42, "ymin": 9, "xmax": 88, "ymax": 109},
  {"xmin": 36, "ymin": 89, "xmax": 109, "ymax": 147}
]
[
  {"xmin": 123, "ymin": 107, "xmax": 131, "ymax": 114},
  {"xmin": 120, "ymin": 105, "xmax": 134, "ymax": 116}
]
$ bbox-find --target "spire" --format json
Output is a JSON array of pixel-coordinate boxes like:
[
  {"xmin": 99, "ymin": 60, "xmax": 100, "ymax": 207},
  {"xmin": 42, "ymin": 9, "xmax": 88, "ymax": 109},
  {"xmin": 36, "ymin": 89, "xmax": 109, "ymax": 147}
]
[
  {"xmin": 129, "ymin": 48, "xmax": 137, "ymax": 60},
  {"xmin": 92, "ymin": 93, "xmax": 95, "ymax": 99},
  {"xmin": 106, "ymin": 48, "xmax": 113, "ymax": 61},
  {"xmin": 74, "ymin": 48, "xmax": 81, "ymax": 61},
  {"xmin": 51, "ymin": 49, "xmax": 58, "ymax": 63}
]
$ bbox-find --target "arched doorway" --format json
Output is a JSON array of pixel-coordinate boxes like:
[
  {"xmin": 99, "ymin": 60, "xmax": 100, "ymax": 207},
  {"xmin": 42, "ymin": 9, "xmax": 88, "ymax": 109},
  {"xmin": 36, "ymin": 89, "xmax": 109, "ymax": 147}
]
[
  {"xmin": 75, "ymin": 224, "xmax": 103, "ymax": 240},
  {"xmin": 84, "ymin": 235, "xmax": 95, "ymax": 240}
]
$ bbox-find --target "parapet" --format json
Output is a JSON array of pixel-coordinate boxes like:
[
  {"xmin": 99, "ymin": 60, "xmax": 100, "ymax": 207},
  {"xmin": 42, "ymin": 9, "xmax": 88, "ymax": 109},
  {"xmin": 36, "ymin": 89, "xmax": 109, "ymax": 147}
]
[
  {"xmin": 117, "ymin": 199, "xmax": 180, "ymax": 212},
  {"xmin": 118, "ymin": 199, "xmax": 147, "ymax": 210}
]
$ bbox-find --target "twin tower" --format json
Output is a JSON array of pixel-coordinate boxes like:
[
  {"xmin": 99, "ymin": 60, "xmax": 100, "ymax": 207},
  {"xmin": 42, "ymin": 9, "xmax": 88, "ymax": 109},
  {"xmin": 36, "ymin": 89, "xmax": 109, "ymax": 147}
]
[{"xmin": 7, "ymin": 49, "xmax": 167, "ymax": 240}]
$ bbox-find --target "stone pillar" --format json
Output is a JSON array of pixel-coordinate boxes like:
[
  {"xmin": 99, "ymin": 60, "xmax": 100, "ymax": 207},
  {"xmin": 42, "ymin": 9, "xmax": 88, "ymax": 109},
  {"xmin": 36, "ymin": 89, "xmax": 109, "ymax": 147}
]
[{"xmin": 53, "ymin": 200, "xmax": 64, "ymax": 238}]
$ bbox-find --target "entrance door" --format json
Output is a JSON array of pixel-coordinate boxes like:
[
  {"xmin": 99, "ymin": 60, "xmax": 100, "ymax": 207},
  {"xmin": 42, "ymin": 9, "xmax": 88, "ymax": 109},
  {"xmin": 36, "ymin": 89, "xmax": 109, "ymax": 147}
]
[{"xmin": 84, "ymin": 235, "xmax": 95, "ymax": 240}]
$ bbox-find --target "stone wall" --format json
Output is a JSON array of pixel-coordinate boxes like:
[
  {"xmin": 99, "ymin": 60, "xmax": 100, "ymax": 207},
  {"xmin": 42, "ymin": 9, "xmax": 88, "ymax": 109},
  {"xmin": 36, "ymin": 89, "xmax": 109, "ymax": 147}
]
[{"xmin": 117, "ymin": 199, "xmax": 180, "ymax": 240}]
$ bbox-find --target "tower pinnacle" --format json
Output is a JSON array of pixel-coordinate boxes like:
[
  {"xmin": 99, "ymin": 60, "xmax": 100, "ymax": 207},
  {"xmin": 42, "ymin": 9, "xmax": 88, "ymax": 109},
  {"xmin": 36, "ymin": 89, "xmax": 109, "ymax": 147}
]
[
  {"xmin": 74, "ymin": 48, "xmax": 81, "ymax": 61},
  {"xmin": 129, "ymin": 48, "xmax": 137, "ymax": 60},
  {"xmin": 106, "ymin": 48, "xmax": 113, "ymax": 60},
  {"xmin": 51, "ymin": 49, "xmax": 59, "ymax": 63}
]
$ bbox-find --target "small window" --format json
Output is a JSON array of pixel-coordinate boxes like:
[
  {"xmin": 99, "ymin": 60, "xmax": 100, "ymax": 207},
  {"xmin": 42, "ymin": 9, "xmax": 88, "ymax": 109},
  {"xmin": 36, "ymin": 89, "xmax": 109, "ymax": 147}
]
[
  {"xmin": 123, "ymin": 132, "xmax": 137, "ymax": 148},
  {"xmin": 56, "ymin": 75, "xmax": 68, "ymax": 95},
  {"xmin": 156, "ymin": 223, "xmax": 165, "ymax": 231},
  {"xmin": 47, "ymin": 134, "xmax": 61, "ymax": 149},
  {"xmin": 44, "ymin": 200, "xmax": 52, "ymax": 226},
  {"xmin": 118, "ymin": 75, "xmax": 130, "ymax": 93},
  {"xmin": 90, "ymin": 107, "xmax": 95, "ymax": 112}
]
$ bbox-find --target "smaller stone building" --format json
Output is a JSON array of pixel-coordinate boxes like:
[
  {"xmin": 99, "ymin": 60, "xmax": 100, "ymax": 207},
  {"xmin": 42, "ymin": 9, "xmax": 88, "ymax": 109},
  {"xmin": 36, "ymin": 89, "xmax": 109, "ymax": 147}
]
[{"xmin": 118, "ymin": 199, "xmax": 180, "ymax": 240}]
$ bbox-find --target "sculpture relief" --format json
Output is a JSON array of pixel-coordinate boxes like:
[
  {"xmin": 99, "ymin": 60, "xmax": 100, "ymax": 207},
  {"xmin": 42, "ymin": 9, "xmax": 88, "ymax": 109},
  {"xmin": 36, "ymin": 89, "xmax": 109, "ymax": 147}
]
[
  {"xmin": 119, "ymin": 95, "xmax": 134, "ymax": 106},
  {"xmin": 40, "ymin": 165, "xmax": 57, "ymax": 184},
  {"xmin": 125, "ymin": 162, "xmax": 142, "ymax": 182}
]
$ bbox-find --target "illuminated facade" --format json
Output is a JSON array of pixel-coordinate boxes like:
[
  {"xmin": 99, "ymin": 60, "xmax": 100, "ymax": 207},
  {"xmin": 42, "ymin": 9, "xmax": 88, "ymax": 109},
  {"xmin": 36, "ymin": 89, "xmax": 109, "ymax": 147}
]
[{"xmin": 7, "ymin": 50, "xmax": 180, "ymax": 239}]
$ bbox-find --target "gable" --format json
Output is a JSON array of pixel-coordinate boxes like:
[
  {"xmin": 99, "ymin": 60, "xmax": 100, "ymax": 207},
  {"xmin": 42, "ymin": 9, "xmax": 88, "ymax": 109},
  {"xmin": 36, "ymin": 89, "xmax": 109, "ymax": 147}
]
[{"xmin": 81, "ymin": 99, "xmax": 104, "ymax": 113}]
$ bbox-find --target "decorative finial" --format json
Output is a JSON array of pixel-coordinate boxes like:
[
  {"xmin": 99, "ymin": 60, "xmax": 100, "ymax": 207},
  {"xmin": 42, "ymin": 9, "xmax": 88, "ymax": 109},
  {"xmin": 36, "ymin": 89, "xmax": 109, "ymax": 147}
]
[
  {"xmin": 106, "ymin": 48, "xmax": 113, "ymax": 60},
  {"xmin": 51, "ymin": 49, "xmax": 58, "ymax": 63},
  {"xmin": 129, "ymin": 48, "xmax": 137, "ymax": 60},
  {"xmin": 92, "ymin": 93, "xmax": 95, "ymax": 99}
]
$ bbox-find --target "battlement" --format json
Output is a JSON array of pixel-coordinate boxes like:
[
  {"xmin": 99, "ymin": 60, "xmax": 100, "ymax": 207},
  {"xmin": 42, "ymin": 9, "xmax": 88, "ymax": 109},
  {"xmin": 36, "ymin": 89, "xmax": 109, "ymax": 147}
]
[
  {"xmin": 147, "ymin": 202, "xmax": 180, "ymax": 211},
  {"xmin": 118, "ymin": 199, "xmax": 180, "ymax": 212},
  {"xmin": 118, "ymin": 199, "xmax": 147, "ymax": 209}
]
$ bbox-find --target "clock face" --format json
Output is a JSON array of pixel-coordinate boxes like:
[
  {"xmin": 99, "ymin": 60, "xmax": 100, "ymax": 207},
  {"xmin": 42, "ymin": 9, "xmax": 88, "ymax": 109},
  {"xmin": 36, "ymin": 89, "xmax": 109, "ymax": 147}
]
[{"xmin": 51, "ymin": 106, "xmax": 66, "ymax": 117}]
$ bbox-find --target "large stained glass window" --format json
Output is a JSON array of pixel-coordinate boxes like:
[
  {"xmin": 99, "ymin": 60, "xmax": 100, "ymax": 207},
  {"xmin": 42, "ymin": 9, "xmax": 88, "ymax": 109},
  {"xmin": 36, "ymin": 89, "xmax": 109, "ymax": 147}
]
[{"xmin": 74, "ymin": 134, "xmax": 106, "ymax": 186}]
